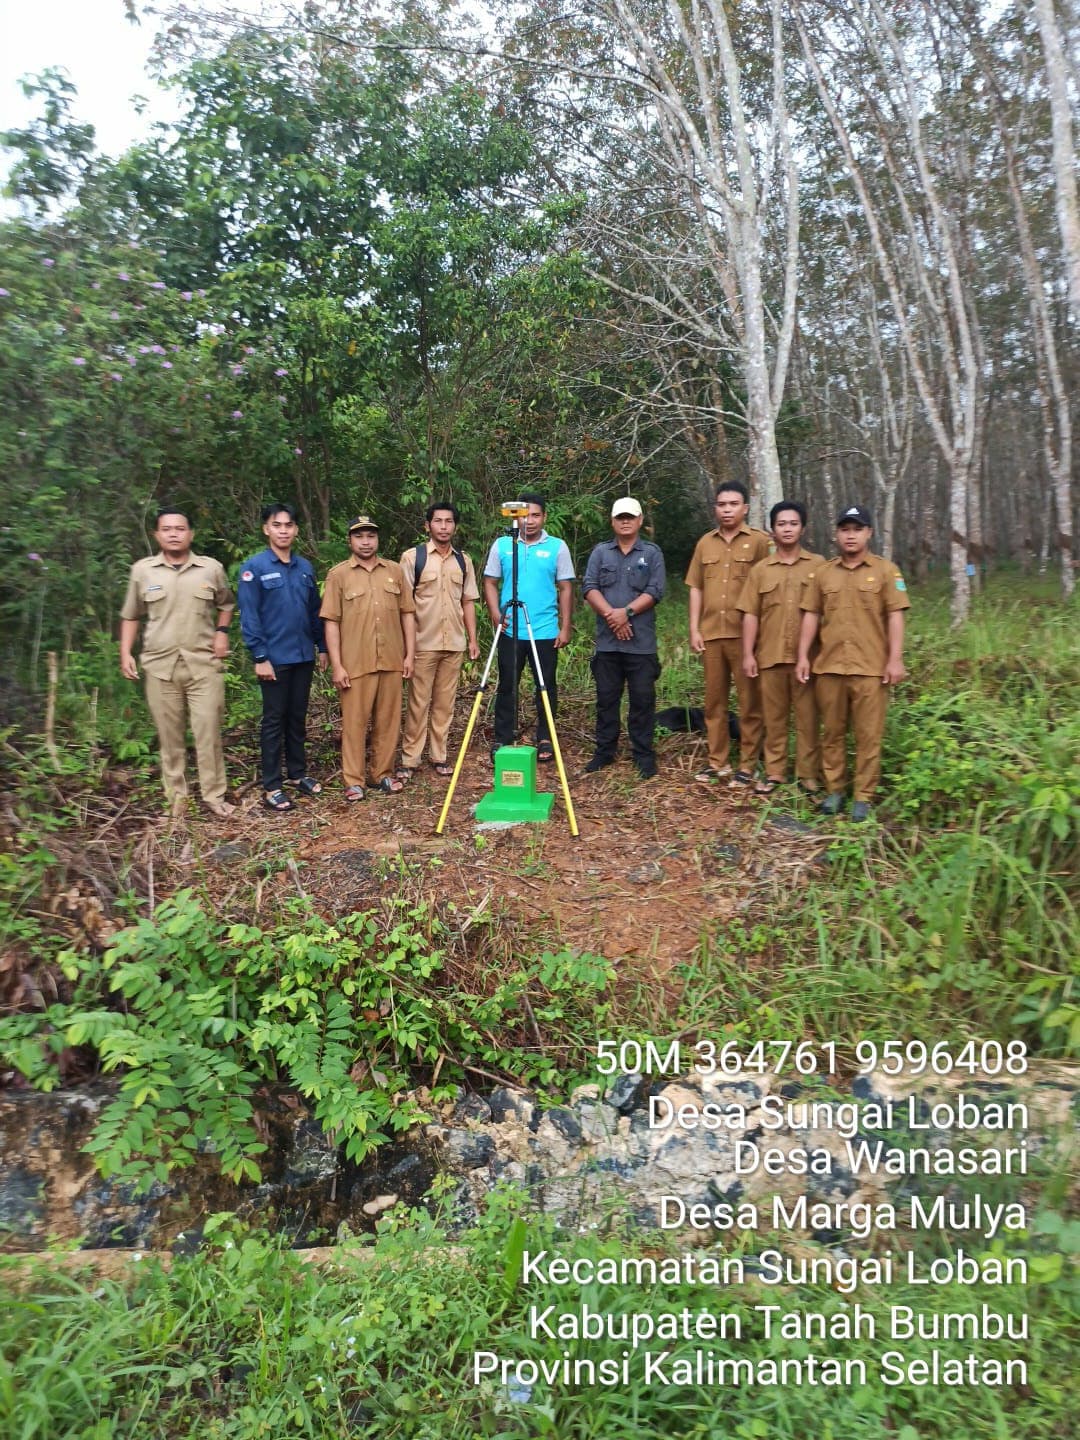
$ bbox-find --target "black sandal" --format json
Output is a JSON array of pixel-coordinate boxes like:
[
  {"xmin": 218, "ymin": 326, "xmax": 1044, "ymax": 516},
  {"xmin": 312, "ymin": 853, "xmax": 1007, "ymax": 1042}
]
[
  {"xmin": 264, "ymin": 789, "xmax": 294, "ymax": 812},
  {"xmin": 536, "ymin": 741, "xmax": 555, "ymax": 763},
  {"xmin": 286, "ymin": 776, "xmax": 323, "ymax": 797}
]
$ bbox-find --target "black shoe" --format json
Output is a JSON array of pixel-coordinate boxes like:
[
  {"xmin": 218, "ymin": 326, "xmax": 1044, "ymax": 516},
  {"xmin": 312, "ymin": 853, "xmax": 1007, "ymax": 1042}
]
[
  {"xmin": 850, "ymin": 800, "xmax": 873, "ymax": 822},
  {"xmin": 635, "ymin": 760, "xmax": 658, "ymax": 779},
  {"xmin": 818, "ymin": 792, "xmax": 846, "ymax": 816},
  {"xmin": 583, "ymin": 754, "xmax": 615, "ymax": 774}
]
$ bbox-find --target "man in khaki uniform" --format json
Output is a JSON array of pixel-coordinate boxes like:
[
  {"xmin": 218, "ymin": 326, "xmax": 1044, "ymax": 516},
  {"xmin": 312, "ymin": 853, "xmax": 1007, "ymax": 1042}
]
[
  {"xmin": 796, "ymin": 504, "xmax": 910, "ymax": 821},
  {"xmin": 320, "ymin": 515, "xmax": 416, "ymax": 800},
  {"xmin": 739, "ymin": 500, "xmax": 825, "ymax": 796},
  {"xmin": 686, "ymin": 481, "xmax": 771, "ymax": 784},
  {"xmin": 397, "ymin": 501, "xmax": 480, "ymax": 779},
  {"xmin": 119, "ymin": 507, "xmax": 235, "ymax": 818}
]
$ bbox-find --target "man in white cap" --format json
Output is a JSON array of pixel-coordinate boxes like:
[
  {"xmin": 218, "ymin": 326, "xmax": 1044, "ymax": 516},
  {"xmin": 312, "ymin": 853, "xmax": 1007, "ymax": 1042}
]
[{"xmin": 581, "ymin": 498, "xmax": 667, "ymax": 778}]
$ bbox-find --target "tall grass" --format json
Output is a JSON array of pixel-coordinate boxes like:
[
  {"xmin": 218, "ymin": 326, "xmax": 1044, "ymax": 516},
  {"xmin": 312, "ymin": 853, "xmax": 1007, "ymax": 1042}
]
[
  {"xmin": 623, "ymin": 573, "xmax": 1080, "ymax": 1056},
  {"xmin": 3, "ymin": 1192, "xmax": 1074, "ymax": 1440}
]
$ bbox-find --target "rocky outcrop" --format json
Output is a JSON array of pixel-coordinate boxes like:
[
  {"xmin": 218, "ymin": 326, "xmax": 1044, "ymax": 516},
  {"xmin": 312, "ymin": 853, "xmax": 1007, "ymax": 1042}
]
[
  {"xmin": 1, "ymin": 1064, "xmax": 1073, "ymax": 1252},
  {"xmin": 427, "ymin": 1064, "xmax": 1075, "ymax": 1237}
]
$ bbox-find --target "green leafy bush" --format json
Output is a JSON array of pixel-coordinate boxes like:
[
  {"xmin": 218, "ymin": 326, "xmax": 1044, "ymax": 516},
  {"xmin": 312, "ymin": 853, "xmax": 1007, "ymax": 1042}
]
[{"xmin": 0, "ymin": 892, "xmax": 614, "ymax": 1192}]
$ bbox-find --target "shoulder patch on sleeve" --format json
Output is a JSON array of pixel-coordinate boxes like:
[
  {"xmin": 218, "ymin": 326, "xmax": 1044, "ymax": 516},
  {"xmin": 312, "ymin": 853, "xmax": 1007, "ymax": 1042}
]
[
  {"xmin": 241, "ymin": 570, "xmax": 254, "ymax": 582},
  {"xmin": 894, "ymin": 575, "xmax": 907, "ymax": 591}
]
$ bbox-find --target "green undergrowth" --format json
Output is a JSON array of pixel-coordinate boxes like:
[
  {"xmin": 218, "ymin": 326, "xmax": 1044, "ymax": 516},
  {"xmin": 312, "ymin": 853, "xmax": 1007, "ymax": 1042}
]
[
  {"xmin": 2, "ymin": 1191, "xmax": 1076, "ymax": 1439},
  {"xmin": 0, "ymin": 893, "xmax": 612, "ymax": 1192},
  {"xmin": 635, "ymin": 575, "xmax": 1079, "ymax": 1061},
  {"xmin": 0, "ymin": 571, "xmax": 1077, "ymax": 1190}
]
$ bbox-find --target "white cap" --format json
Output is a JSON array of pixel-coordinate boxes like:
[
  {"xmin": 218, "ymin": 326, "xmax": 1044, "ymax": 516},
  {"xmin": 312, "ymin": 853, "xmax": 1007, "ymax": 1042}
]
[{"xmin": 611, "ymin": 497, "xmax": 643, "ymax": 518}]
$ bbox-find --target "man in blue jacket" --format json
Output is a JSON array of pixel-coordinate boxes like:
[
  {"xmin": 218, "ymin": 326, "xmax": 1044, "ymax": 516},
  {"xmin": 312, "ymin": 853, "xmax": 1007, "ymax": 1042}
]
[{"xmin": 238, "ymin": 503, "xmax": 328, "ymax": 811}]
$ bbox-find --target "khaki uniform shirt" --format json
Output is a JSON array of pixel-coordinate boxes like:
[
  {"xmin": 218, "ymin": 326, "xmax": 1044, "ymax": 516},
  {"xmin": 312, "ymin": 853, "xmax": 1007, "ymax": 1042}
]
[
  {"xmin": 685, "ymin": 524, "xmax": 772, "ymax": 640},
  {"xmin": 120, "ymin": 552, "xmax": 233, "ymax": 680},
  {"xmin": 320, "ymin": 555, "xmax": 415, "ymax": 678},
  {"xmin": 738, "ymin": 549, "xmax": 826, "ymax": 668},
  {"xmin": 398, "ymin": 542, "xmax": 479, "ymax": 653},
  {"xmin": 800, "ymin": 553, "xmax": 911, "ymax": 676}
]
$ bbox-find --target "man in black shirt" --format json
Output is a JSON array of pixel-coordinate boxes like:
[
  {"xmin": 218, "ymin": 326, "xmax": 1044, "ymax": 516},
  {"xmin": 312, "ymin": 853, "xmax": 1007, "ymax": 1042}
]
[{"xmin": 581, "ymin": 499, "xmax": 667, "ymax": 778}]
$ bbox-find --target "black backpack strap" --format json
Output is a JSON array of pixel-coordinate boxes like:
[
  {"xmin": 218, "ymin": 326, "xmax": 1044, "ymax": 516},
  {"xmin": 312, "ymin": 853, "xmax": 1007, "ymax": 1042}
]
[{"xmin": 414, "ymin": 543, "xmax": 468, "ymax": 590}]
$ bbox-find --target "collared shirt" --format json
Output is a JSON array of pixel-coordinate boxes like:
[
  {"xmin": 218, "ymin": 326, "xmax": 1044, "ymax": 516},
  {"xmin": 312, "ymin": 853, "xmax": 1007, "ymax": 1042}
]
[
  {"xmin": 800, "ymin": 553, "xmax": 911, "ymax": 676},
  {"xmin": 398, "ymin": 541, "xmax": 480, "ymax": 653},
  {"xmin": 737, "ymin": 548, "xmax": 825, "ymax": 668},
  {"xmin": 685, "ymin": 524, "xmax": 772, "ymax": 640},
  {"xmin": 582, "ymin": 536, "xmax": 667, "ymax": 654},
  {"xmin": 120, "ymin": 552, "xmax": 233, "ymax": 679},
  {"xmin": 237, "ymin": 548, "xmax": 325, "ymax": 666},
  {"xmin": 483, "ymin": 529, "xmax": 575, "ymax": 641},
  {"xmin": 319, "ymin": 554, "xmax": 415, "ymax": 678}
]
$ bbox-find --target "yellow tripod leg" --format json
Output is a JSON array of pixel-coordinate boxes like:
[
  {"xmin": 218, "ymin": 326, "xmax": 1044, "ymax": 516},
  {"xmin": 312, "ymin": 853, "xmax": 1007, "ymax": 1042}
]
[
  {"xmin": 539, "ymin": 689, "xmax": 579, "ymax": 838},
  {"xmin": 435, "ymin": 689, "xmax": 485, "ymax": 835}
]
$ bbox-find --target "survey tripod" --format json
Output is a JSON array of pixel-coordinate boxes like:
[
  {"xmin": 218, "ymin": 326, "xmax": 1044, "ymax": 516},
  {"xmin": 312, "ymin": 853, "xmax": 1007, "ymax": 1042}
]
[{"xmin": 435, "ymin": 503, "xmax": 578, "ymax": 837}]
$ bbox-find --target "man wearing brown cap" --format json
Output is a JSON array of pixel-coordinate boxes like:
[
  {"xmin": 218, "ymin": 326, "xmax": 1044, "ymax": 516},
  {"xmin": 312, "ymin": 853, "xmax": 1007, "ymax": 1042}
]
[
  {"xmin": 686, "ymin": 482, "xmax": 771, "ymax": 785},
  {"xmin": 320, "ymin": 516, "xmax": 416, "ymax": 800},
  {"xmin": 119, "ymin": 506, "xmax": 235, "ymax": 819},
  {"xmin": 795, "ymin": 505, "xmax": 910, "ymax": 821}
]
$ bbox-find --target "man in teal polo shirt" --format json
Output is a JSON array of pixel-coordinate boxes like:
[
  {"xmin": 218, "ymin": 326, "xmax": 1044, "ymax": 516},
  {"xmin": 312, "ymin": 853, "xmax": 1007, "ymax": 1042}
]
[{"xmin": 482, "ymin": 492, "xmax": 575, "ymax": 761}]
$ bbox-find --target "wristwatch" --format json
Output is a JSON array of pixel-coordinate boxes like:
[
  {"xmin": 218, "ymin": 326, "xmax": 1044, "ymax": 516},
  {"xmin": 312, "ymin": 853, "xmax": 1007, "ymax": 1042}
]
[
  {"xmin": 625, "ymin": 605, "xmax": 635, "ymax": 621},
  {"xmin": 215, "ymin": 625, "xmax": 230, "ymax": 634}
]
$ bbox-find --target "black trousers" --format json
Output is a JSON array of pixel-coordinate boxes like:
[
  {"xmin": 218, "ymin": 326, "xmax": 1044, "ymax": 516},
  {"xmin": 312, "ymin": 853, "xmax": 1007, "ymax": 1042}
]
[
  {"xmin": 259, "ymin": 661, "xmax": 314, "ymax": 789},
  {"xmin": 493, "ymin": 635, "xmax": 558, "ymax": 746},
  {"xmin": 592, "ymin": 651, "xmax": 660, "ymax": 763}
]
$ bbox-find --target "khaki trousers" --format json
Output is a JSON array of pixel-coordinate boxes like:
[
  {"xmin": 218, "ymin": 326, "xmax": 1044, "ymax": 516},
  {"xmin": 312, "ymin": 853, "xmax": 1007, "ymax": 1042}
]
[
  {"xmin": 401, "ymin": 649, "xmax": 464, "ymax": 767},
  {"xmin": 703, "ymin": 637, "xmax": 763, "ymax": 769},
  {"xmin": 144, "ymin": 657, "xmax": 227, "ymax": 805},
  {"xmin": 760, "ymin": 663, "xmax": 820, "ymax": 785},
  {"xmin": 339, "ymin": 671, "xmax": 402, "ymax": 787},
  {"xmin": 815, "ymin": 673, "xmax": 889, "ymax": 801}
]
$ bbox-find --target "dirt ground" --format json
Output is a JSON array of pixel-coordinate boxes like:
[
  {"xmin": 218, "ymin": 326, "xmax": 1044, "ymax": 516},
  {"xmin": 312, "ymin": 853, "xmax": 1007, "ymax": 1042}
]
[
  {"xmin": 236, "ymin": 710, "xmax": 832, "ymax": 982},
  {"xmin": 1, "ymin": 699, "xmax": 835, "ymax": 1018}
]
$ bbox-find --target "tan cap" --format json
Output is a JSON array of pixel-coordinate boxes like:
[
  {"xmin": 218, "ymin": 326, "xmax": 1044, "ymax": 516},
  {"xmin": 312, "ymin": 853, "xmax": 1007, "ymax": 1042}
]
[
  {"xmin": 347, "ymin": 514, "xmax": 379, "ymax": 533},
  {"xmin": 611, "ymin": 497, "xmax": 643, "ymax": 518}
]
